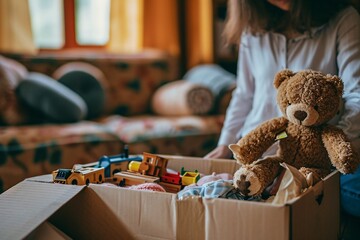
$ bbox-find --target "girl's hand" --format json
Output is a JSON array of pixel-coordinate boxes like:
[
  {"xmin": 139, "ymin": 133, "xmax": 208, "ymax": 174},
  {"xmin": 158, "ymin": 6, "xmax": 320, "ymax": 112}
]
[{"xmin": 204, "ymin": 145, "xmax": 233, "ymax": 159}]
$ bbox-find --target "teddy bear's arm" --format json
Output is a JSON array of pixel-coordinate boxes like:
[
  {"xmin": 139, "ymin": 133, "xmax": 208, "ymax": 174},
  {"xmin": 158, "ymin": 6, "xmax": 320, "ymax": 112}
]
[
  {"xmin": 229, "ymin": 117, "xmax": 288, "ymax": 164},
  {"xmin": 322, "ymin": 125, "xmax": 360, "ymax": 174}
]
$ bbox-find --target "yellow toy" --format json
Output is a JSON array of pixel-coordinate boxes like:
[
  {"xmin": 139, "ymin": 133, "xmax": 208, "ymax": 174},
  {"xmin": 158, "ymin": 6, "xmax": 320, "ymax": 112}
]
[{"xmin": 52, "ymin": 166, "xmax": 105, "ymax": 185}]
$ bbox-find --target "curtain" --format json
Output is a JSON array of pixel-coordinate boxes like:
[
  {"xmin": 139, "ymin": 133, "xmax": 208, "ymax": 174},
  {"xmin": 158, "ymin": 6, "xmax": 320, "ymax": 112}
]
[
  {"xmin": 0, "ymin": 0, "xmax": 37, "ymax": 55},
  {"xmin": 184, "ymin": 0, "xmax": 214, "ymax": 69},
  {"xmin": 107, "ymin": 0, "xmax": 180, "ymax": 57},
  {"xmin": 143, "ymin": 0, "xmax": 180, "ymax": 56},
  {"xmin": 107, "ymin": 0, "xmax": 143, "ymax": 53}
]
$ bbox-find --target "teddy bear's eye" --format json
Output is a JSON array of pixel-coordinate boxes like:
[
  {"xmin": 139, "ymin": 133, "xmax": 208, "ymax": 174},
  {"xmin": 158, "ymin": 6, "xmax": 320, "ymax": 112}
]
[{"xmin": 314, "ymin": 105, "xmax": 319, "ymax": 111}]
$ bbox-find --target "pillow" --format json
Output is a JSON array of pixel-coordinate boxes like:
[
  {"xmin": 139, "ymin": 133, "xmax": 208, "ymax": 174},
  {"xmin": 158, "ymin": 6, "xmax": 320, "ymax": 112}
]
[
  {"xmin": 53, "ymin": 62, "xmax": 107, "ymax": 119},
  {"xmin": 0, "ymin": 56, "xmax": 28, "ymax": 125},
  {"xmin": 183, "ymin": 64, "xmax": 236, "ymax": 113},
  {"xmin": 151, "ymin": 80, "xmax": 214, "ymax": 116},
  {"xmin": 16, "ymin": 72, "xmax": 87, "ymax": 123}
]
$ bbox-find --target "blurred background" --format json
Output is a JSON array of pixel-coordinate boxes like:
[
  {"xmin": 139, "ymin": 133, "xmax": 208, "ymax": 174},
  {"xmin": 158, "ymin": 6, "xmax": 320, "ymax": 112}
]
[{"xmin": 0, "ymin": 0, "xmax": 239, "ymax": 76}]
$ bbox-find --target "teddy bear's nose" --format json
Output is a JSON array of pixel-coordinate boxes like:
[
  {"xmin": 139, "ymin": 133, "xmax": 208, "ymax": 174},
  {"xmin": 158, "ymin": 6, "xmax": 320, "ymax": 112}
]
[{"xmin": 294, "ymin": 110, "xmax": 307, "ymax": 121}]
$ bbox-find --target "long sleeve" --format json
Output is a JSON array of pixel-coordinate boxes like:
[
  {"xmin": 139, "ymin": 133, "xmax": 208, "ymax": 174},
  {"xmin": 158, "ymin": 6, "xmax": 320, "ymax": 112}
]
[
  {"xmin": 336, "ymin": 8, "xmax": 360, "ymax": 140},
  {"xmin": 218, "ymin": 35, "xmax": 255, "ymax": 146}
]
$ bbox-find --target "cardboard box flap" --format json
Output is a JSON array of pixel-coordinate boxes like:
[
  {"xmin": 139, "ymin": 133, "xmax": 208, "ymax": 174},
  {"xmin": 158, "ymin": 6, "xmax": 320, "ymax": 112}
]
[
  {"xmin": 0, "ymin": 180, "xmax": 85, "ymax": 240},
  {"xmin": 49, "ymin": 185, "xmax": 138, "ymax": 239},
  {"xmin": 89, "ymin": 184, "xmax": 178, "ymax": 240},
  {"xmin": 25, "ymin": 221, "xmax": 71, "ymax": 240},
  {"xmin": 289, "ymin": 171, "xmax": 340, "ymax": 240},
  {"xmin": 202, "ymin": 198, "xmax": 290, "ymax": 240},
  {"xmin": 26, "ymin": 174, "xmax": 54, "ymax": 183}
]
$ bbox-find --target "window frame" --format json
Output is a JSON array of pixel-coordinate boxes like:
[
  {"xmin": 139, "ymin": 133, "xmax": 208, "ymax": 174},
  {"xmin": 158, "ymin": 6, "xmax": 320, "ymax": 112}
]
[{"xmin": 39, "ymin": 0, "xmax": 107, "ymax": 51}]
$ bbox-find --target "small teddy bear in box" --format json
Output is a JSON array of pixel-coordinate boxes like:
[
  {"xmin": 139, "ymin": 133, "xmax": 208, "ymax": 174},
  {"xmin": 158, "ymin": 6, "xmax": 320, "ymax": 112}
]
[{"xmin": 229, "ymin": 69, "xmax": 360, "ymax": 197}]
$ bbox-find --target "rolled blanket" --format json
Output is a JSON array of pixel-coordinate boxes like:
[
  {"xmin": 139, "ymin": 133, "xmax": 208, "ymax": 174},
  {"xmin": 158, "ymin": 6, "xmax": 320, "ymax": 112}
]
[
  {"xmin": 183, "ymin": 64, "xmax": 236, "ymax": 113},
  {"xmin": 151, "ymin": 80, "xmax": 214, "ymax": 116},
  {"xmin": 184, "ymin": 64, "xmax": 236, "ymax": 98}
]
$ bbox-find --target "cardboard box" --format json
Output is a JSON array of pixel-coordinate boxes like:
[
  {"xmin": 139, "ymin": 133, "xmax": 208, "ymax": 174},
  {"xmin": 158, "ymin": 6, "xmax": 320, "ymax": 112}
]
[{"xmin": 0, "ymin": 156, "xmax": 340, "ymax": 240}]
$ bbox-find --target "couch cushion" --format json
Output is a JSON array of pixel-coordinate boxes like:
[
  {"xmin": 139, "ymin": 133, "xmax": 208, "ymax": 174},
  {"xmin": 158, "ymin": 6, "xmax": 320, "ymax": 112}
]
[
  {"xmin": 17, "ymin": 72, "xmax": 88, "ymax": 123},
  {"xmin": 53, "ymin": 62, "xmax": 107, "ymax": 119},
  {"xmin": 5, "ymin": 50, "xmax": 178, "ymax": 116}
]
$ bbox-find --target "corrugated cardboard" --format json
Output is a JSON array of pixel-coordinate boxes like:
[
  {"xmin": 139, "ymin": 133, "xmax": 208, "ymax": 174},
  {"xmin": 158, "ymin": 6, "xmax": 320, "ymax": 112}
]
[
  {"xmin": 25, "ymin": 221, "xmax": 72, "ymax": 240},
  {"xmin": 0, "ymin": 156, "xmax": 340, "ymax": 240}
]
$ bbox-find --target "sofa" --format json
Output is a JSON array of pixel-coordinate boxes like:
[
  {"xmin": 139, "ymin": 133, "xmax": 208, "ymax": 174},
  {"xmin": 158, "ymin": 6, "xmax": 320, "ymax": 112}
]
[{"xmin": 0, "ymin": 50, "xmax": 236, "ymax": 192}]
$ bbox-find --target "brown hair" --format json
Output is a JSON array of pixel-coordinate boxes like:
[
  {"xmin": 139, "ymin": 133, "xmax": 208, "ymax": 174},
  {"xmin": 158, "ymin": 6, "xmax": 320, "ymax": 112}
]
[{"xmin": 223, "ymin": 0, "xmax": 350, "ymax": 44}]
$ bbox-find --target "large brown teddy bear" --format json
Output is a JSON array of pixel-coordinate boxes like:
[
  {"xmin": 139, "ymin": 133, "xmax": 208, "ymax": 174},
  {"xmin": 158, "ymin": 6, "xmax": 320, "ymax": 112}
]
[{"xmin": 229, "ymin": 69, "xmax": 360, "ymax": 197}]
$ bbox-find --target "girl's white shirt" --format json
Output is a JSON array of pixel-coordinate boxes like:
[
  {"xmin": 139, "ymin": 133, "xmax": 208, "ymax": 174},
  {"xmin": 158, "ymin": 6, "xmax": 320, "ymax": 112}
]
[{"xmin": 219, "ymin": 7, "xmax": 360, "ymax": 147}]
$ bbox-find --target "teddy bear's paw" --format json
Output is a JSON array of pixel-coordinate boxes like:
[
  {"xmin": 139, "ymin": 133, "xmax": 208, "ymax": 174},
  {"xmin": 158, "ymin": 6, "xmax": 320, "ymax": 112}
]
[
  {"xmin": 233, "ymin": 167, "xmax": 262, "ymax": 197},
  {"xmin": 299, "ymin": 168, "xmax": 321, "ymax": 187},
  {"xmin": 337, "ymin": 152, "xmax": 360, "ymax": 174},
  {"xmin": 304, "ymin": 172, "xmax": 321, "ymax": 187}
]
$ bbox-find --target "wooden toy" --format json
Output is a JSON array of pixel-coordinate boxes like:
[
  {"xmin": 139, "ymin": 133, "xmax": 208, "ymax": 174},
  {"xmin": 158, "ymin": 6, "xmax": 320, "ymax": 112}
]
[
  {"xmin": 161, "ymin": 172, "xmax": 181, "ymax": 185},
  {"xmin": 114, "ymin": 171, "xmax": 160, "ymax": 187},
  {"xmin": 142, "ymin": 152, "xmax": 169, "ymax": 177},
  {"xmin": 52, "ymin": 166, "xmax": 105, "ymax": 185},
  {"xmin": 181, "ymin": 171, "xmax": 200, "ymax": 186},
  {"xmin": 52, "ymin": 145, "xmax": 142, "ymax": 185}
]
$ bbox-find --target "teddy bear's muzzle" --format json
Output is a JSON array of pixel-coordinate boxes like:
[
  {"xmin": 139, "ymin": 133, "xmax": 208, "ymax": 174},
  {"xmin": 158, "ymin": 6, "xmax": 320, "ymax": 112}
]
[{"xmin": 286, "ymin": 103, "xmax": 319, "ymax": 126}]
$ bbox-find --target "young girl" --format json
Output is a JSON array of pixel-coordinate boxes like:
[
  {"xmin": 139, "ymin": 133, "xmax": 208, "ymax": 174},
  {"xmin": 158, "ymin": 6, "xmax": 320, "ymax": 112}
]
[{"xmin": 205, "ymin": 0, "xmax": 360, "ymax": 217}]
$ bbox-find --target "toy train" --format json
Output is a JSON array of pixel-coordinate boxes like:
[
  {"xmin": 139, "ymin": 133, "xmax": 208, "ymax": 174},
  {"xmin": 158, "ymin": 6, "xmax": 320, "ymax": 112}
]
[
  {"xmin": 52, "ymin": 147, "xmax": 200, "ymax": 193},
  {"xmin": 112, "ymin": 152, "xmax": 168, "ymax": 186},
  {"xmin": 53, "ymin": 166, "xmax": 105, "ymax": 185},
  {"xmin": 52, "ymin": 146, "xmax": 142, "ymax": 185}
]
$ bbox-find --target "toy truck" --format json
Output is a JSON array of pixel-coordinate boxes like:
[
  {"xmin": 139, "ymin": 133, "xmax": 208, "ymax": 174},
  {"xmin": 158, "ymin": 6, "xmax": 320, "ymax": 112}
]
[{"xmin": 52, "ymin": 166, "xmax": 105, "ymax": 185}]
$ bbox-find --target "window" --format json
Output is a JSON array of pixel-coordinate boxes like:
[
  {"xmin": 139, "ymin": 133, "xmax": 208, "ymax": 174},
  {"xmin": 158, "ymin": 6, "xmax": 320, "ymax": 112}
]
[
  {"xmin": 28, "ymin": 0, "xmax": 110, "ymax": 49},
  {"xmin": 75, "ymin": 0, "xmax": 110, "ymax": 45},
  {"xmin": 29, "ymin": 0, "xmax": 64, "ymax": 49}
]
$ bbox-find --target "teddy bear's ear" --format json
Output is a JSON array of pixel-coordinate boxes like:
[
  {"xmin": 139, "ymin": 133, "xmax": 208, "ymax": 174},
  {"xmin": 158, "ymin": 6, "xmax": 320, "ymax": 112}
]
[
  {"xmin": 325, "ymin": 74, "xmax": 344, "ymax": 96},
  {"xmin": 273, "ymin": 69, "xmax": 294, "ymax": 89},
  {"xmin": 228, "ymin": 144, "xmax": 240, "ymax": 154}
]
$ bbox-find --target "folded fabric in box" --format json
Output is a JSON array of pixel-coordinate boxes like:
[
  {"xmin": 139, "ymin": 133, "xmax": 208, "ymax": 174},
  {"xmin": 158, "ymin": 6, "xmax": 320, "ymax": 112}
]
[{"xmin": 151, "ymin": 80, "xmax": 214, "ymax": 116}]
